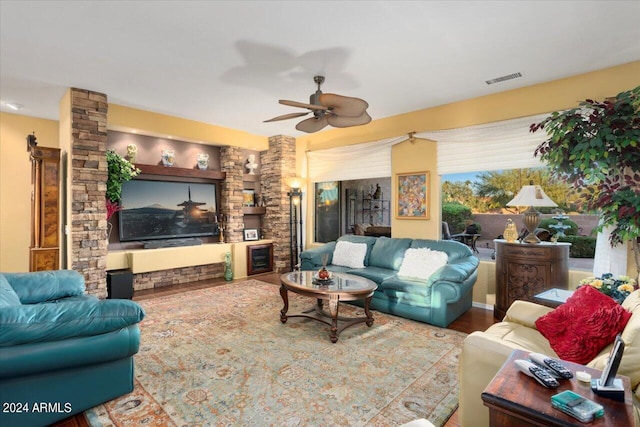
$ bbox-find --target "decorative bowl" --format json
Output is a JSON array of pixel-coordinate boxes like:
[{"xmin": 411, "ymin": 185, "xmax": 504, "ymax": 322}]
[{"xmin": 313, "ymin": 271, "xmax": 334, "ymax": 283}]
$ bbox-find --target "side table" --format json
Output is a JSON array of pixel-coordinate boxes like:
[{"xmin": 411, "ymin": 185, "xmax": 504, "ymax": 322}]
[
  {"xmin": 534, "ymin": 288, "xmax": 574, "ymax": 308},
  {"xmin": 482, "ymin": 349, "xmax": 634, "ymax": 427}
]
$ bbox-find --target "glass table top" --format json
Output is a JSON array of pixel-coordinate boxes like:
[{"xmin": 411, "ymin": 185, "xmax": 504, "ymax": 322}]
[{"xmin": 282, "ymin": 271, "xmax": 377, "ymax": 293}]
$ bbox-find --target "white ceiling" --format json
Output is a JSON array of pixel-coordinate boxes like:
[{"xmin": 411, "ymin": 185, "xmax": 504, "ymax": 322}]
[{"xmin": 1, "ymin": 1, "xmax": 639, "ymax": 139}]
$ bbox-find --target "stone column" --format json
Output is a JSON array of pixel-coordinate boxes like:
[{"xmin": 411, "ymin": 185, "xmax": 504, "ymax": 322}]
[
  {"xmin": 261, "ymin": 135, "xmax": 296, "ymax": 272},
  {"xmin": 220, "ymin": 146, "xmax": 244, "ymax": 242},
  {"xmin": 68, "ymin": 88, "xmax": 108, "ymax": 297}
]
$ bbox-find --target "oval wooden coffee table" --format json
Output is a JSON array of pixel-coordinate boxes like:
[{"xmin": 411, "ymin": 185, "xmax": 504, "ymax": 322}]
[{"xmin": 280, "ymin": 271, "xmax": 378, "ymax": 343}]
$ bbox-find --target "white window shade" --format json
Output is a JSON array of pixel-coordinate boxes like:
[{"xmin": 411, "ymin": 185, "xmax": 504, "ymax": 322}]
[
  {"xmin": 417, "ymin": 113, "xmax": 551, "ymax": 175},
  {"xmin": 307, "ymin": 136, "xmax": 404, "ymax": 182},
  {"xmin": 307, "ymin": 113, "xmax": 552, "ymax": 180}
]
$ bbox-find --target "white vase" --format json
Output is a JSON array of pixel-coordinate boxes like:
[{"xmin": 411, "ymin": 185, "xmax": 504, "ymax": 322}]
[
  {"xmin": 197, "ymin": 153, "xmax": 209, "ymax": 170},
  {"xmin": 161, "ymin": 149, "xmax": 175, "ymax": 167}
]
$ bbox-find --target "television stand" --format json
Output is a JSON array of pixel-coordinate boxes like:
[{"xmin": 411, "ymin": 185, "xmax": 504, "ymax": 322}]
[{"xmin": 143, "ymin": 238, "xmax": 203, "ymax": 249}]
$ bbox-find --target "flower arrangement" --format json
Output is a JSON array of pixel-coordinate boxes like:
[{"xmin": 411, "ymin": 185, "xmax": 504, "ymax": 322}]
[
  {"xmin": 106, "ymin": 199, "xmax": 122, "ymax": 221},
  {"xmin": 578, "ymin": 273, "xmax": 638, "ymax": 304}
]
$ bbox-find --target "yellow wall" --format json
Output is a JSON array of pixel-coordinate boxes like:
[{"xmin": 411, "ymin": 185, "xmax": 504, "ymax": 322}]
[
  {"xmin": 0, "ymin": 112, "xmax": 60, "ymax": 271},
  {"xmin": 59, "ymin": 90, "xmax": 72, "ymax": 269},
  {"xmin": 108, "ymin": 104, "xmax": 269, "ymax": 151},
  {"xmin": 391, "ymin": 137, "xmax": 440, "ymax": 238}
]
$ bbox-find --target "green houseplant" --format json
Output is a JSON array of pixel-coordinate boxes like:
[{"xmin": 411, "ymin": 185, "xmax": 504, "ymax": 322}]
[
  {"xmin": 106, "ymin": 150, "xmax": 140, "ymax": 220},
  {"xmin": 530, "ymin": 85, "xmax": 640, "ymax": 276}
]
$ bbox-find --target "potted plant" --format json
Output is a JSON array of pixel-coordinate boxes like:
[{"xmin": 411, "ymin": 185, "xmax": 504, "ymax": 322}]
[
  {"xmin": 530, "ymin": 85, "xmax": 640, "ymax": 276},
  {"xmin": 106, "ymin": 150, "xmax": 140, "ymax": 234}
]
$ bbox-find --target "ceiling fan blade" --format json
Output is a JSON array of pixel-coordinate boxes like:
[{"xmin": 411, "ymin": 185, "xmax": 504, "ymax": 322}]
[
  {"xmin": 279, "ymin": 99, "xmax": 327, "ymax": 111},
  {"xmin": 263, "ymin": 112, "xmax": 309, "ymax": 123},
  {"xmin": 327, "ymin": 112, "xmax": 372, "ymax": 128},
  {"xmin": 319, "ymin": 93, "xmax": 369, "ymax": 117},
  {"xmin": 296, "ymin": 116, "xmax": 329, "ymax": 133}
]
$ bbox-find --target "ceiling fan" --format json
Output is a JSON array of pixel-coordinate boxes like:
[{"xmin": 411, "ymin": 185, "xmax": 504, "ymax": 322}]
[{"xmin": 264, "ymin": 75, "xmax": 371, "ymax": 133}]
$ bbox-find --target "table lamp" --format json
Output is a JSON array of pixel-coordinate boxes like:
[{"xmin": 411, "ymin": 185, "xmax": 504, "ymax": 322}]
[{"xmin": 506, "ymin": 184, "xmax": 557, "ymax": 244}]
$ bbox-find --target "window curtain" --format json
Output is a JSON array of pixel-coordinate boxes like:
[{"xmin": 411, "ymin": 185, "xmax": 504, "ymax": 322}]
[
  {"xmin": 306, "ymin": 136, "xmax": 406, "ymax": 182},
  {"xmin": 415, "ymin": 113, "xmax": 551, "ymax": 175}
]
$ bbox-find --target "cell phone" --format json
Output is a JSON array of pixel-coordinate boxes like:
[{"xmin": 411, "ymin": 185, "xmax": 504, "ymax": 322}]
[{"xmin": 551, "ymin": 390, "xmax": 604, "ymax": 423}]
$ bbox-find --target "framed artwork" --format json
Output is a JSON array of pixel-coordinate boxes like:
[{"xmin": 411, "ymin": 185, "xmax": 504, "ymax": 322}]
[
  {"xmin": 243, "ymin": 228, "xmax": 259, "ymax": 241},
  {"xmin": 396, "ymin": 171, "xmax": 430, "ymax": 220},
  {"xmin": 247, "ymin": 243, "xmax": 273, "ymax": 275},
  {"xmin": 243, "ymin": 189, "xmax": 255, "ymax": 207}
]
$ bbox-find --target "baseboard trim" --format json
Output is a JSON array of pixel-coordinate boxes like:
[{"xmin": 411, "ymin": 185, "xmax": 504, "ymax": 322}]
[{"xmin": 472, "ymin": 301, "xmax": 493, "ymax": 311}]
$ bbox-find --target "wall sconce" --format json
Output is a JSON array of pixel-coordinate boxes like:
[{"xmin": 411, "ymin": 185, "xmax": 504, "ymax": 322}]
[
  {"xmin": 506, "ymin": 183, "xmax": 557, "ymax": 244},
  {"xmin": 26, "ymin": 132, "xmax": 37, "ymax": 151},
  {"xmin": 408, "ymin": 131, "xmax": 416, "ymax": 144},
  {"xmin": 286, "ymin": 176, "xmax": 306, "ymax": 270}
]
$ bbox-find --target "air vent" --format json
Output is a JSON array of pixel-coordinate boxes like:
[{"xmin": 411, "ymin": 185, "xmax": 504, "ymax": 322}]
[{"xmin": 485, "ymin": 72, "xmax": 523, "ymax": 85}]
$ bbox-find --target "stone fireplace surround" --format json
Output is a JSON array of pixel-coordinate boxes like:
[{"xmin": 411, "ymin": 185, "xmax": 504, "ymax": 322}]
[{"xmin": 68, "ymin": 88, "xmax": 296, "ymax": 298}]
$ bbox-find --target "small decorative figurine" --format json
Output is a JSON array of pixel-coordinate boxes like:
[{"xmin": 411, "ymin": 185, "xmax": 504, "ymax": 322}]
[
  {"xmin": 503, "ymin": 218, "xmax": 518, "ymax": 243},
  {"xmin": 197, "ymin": 153, "xmax": 209, "ymax": 170},
  {"xmin": 372, "ymin": 184, "xmax": 381, "ymax": 199},
  {"xmin": 246, "ymin": 154, "xmax": 258, "ymax": 175},
  {"xmin": 161, "ymin": 148, "xmax": 175, "ymax": 167},
  {"xmin": 126, "ymin": 143, "xmax": 138, "ymax": 163}
]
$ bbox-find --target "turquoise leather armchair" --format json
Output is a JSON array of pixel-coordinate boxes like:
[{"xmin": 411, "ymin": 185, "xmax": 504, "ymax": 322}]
[{"xmin": 0, "ymin": 270, "xmax": 144, "ymax": 427}]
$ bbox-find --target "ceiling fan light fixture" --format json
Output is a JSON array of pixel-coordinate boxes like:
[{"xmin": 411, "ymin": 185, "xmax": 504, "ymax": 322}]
[
  {"xmin": 327, "ymin": 113, "xmax": 371, "ymax": 128},
  {"xmin": 296, "ymin": 116, "xmax": 329, "ymax": 133},
  {"xmin": 265, "ymin": 75, "xmax": 371, "ymax": 133}
]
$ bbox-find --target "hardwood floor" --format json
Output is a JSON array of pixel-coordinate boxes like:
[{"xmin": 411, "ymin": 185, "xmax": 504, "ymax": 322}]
[{"xmin": 53, "ymin": 273, "xmax": 497, "ymax": 427}]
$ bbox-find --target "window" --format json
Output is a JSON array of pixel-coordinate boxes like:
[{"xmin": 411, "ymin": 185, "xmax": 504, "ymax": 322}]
[{"xmin": 314, "ymin": 181, "xmax": 340, "ymax": 243}]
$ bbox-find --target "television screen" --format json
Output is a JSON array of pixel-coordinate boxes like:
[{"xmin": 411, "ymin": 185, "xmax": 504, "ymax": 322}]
[{"xmin": 119, "ymin": 180, "xmax": 218, "ymax": 242}]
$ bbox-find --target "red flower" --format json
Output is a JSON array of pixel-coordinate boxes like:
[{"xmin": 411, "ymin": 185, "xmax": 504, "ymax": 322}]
[{"xmin": 106, "ymin": 199, "xmax": 122, "ymax": 220}]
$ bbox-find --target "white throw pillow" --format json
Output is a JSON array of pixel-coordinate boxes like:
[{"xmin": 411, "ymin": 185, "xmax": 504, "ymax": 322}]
[
  {"xmin": 397, "ymin": 248, "xmax": 448, "ymax": 281},
  {"xmin": 331, "ymin": 241, "xmax": 367, "ymax": 269}
]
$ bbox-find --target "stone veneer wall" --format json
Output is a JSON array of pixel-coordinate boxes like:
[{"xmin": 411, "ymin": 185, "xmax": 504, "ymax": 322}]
[
  {"xmin": 261, "ymin": 135, "xmax": 296, "ymax": 272},
  {"xmin": 69, "ymin": 88, "xmax": 109, "ymax": 297},
  {"xmin": 133, "ymin": 264, "xmax": 225, "ymax": 291},
  {"xmin": 220, "ymin": 146, "xmax": 245, "ymax": 243}
]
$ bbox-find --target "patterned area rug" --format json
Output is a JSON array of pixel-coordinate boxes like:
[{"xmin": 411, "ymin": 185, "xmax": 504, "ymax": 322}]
[{"xmin": 85, "ymin": 280, "xmax": 466, "ymax": 426}]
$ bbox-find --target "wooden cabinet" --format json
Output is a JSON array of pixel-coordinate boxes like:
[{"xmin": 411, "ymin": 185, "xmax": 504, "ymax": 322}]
[
  {"xmin": 494, "ymin": 240, "xmax": 570, "ymax": 319},
  {"xmin": 30, "ymin": 146, "xmax": 61, "ymax": 271}
]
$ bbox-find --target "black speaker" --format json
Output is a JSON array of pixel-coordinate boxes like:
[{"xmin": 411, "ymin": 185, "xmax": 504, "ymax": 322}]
[{"xmin": 107, "ymin": 269, "xmax": 133, "ymax": 299}]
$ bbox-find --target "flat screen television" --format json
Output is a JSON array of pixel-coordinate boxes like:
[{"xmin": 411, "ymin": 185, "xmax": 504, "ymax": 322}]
[{"xmin": 119, "ymin": 179, "xmax": 219, "ymax": 242}]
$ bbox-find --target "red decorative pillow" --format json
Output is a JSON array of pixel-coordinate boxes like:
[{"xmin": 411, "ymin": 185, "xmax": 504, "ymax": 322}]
[{"xmin": 535, "ymin": 285, "xmax": 632, "ymax": 365}]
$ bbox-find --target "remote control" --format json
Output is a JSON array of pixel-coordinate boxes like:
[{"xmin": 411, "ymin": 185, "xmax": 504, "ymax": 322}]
[
  {"xmin": 515, "ymin": 359, "xmax": 560, "ymax": 388},
  {"xmin": 529, "ymin": 353, "xmax": 574, "ymax": 379}
]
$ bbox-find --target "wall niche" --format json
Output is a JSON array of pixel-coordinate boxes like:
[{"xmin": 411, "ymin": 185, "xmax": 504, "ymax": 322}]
[
  {"xmin": 106, "ymin": 131, "xmax": 224, "ymax": 250},
  {"xmin": 108, "ymin": 130, "xmax": 221, "ymax": 170}
]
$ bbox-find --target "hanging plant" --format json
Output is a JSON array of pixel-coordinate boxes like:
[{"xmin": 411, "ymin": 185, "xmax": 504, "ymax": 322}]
[
  {"xmin": 530, "ymin": 85, "xmax": 640, "ymax": 274},
  {"xmin": 106, "ymin": 149, "xmax": 140, "ymax": 209}
]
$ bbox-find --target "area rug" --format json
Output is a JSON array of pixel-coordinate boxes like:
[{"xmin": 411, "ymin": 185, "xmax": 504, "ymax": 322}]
[{"xmin": 85, "ymin": 280, "xmax": 466, "ymax": 426}]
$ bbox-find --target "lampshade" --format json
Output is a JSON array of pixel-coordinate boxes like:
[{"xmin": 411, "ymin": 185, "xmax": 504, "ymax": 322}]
[
  {"xmin": 285, "ymin": 176, "xmax": 306, "ymax": 190},
  {"xmin": 506, "ymin": 184, "xmax": 557, "ymax": 244},
  {"xmin": 506, "ymin": 185, "xmax": 557, "ymax": 208}
]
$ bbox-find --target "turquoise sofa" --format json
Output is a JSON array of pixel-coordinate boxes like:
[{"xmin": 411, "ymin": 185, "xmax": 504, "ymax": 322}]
[
  {"xmin": 300, "ymin": 236, "xmax": 479, "ymax": 327},
  {"xmin": 0, "ymin": 270, "xmax": 145, "ymax": 427}
]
